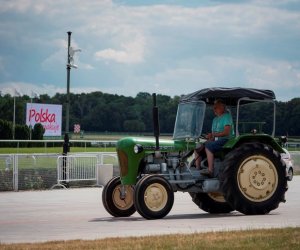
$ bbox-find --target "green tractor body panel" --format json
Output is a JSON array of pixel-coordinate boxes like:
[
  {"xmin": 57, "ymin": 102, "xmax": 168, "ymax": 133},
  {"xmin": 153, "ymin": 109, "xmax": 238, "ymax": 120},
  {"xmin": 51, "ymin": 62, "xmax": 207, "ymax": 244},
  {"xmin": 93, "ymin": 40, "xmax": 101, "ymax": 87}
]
[
  {"xmin": 117, "ymin": 137, "xmax": 196, "ymax": 185},
  {"xmin": 117, "ymin": 134, "xmax": 284, "ymax": 185}
]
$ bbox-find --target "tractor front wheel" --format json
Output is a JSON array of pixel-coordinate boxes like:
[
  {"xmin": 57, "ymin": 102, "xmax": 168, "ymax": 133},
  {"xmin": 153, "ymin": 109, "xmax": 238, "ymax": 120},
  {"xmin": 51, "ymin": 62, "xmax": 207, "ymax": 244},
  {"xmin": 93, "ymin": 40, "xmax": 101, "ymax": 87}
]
[
  {"xmin": 102, "ymin": 176, "xmax": 136, "ymax": 217},
  {"xmin": 134, "ymin": 175, "xmax": 174, "ymax": 219}
]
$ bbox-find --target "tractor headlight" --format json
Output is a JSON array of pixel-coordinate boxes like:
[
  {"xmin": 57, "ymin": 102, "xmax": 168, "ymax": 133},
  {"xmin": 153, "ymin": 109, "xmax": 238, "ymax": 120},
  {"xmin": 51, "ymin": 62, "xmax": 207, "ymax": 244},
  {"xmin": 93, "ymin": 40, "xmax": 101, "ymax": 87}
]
[{"xmin": 134, "ymin": 144, "xmax": 143, "ymax": 154}]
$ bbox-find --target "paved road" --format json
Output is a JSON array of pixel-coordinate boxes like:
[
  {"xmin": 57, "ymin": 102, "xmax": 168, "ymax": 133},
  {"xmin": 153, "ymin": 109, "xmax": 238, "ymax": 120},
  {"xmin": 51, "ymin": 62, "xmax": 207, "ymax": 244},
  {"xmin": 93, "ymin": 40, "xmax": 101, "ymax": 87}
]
[{"xmin": 0, "ymin": 176, "xmax": 299, "ymax": 244}]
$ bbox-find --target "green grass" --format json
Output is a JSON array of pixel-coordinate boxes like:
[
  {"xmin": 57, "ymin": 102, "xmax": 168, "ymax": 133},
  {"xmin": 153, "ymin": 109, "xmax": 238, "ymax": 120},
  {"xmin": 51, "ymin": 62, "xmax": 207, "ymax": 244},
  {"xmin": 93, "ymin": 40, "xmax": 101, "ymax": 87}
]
[
  {"xmin": 0, "ymin": 147, "xmax": 118, "ymax": 170},
  {"xmin": 0, "ymin": 227, "xmax": 299, "ymax": 250}
]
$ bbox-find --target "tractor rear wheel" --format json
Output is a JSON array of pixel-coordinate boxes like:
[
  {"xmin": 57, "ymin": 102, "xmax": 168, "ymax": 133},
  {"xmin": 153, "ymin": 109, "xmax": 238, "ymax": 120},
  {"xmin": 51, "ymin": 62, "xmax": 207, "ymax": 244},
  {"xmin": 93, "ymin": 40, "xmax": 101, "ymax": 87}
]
[
  {"xmin": 189, "ymin": 192, "xmax": 234, "ymax": 214},
  {"xmin": 102, "ymin": 176, "xmax": 136, "ymax": 217},
  {"xmin": 220, "ymin": 143, "xmax": 287, "ymax": 215},
  {"xmin": 134, "ymin": 175, "xmax": 174, "ymax": 219}
]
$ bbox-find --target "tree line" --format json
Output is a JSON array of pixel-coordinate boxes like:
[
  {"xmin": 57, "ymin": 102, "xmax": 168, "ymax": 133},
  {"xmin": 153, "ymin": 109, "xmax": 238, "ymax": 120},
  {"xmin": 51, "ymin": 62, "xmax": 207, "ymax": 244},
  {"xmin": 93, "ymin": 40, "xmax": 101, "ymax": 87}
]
[
  {"xmin": 0, "ymin": 119, "xmax": 45, "ymax": 140},
  {"xmin": 0, "ymin": 91, "xmax": 299, "ymax": 136}
]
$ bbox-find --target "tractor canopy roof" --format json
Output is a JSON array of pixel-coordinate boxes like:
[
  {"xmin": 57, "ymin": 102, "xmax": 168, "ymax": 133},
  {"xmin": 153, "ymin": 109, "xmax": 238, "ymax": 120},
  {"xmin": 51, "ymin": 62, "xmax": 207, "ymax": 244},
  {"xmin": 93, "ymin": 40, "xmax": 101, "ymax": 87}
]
[{"xmin": 180, "ymin": 87, "xmax": 276, "ymax": 106}]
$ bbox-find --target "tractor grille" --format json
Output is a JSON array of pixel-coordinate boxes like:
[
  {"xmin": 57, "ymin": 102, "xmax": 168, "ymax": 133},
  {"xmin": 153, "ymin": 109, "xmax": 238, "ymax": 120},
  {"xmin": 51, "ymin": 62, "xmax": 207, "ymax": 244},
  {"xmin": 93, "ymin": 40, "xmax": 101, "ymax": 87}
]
[{"xmin": 117, "ymin": 149, "xmax": 128, "ymax": 177}]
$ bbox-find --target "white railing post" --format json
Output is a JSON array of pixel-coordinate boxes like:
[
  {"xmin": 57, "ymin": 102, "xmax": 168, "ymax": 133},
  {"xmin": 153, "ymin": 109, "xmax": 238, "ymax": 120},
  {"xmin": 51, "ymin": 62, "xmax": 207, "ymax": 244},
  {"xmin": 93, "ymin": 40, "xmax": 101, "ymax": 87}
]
[
  {"xmin": 57, "ymin": 156, "xmax": 61, "ymax": 183},
  {"xmin": 13, "ymin": 154, "xmax": 18, "ymax": 191}
]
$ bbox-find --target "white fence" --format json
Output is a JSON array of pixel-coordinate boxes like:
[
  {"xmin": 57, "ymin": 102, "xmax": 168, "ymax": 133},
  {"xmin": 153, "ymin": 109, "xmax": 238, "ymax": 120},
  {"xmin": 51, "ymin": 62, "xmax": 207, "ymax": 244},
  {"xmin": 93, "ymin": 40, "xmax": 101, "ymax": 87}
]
[
  {"xmin": 54, "ymin": 153, "xmax": 117, "ymax": 188},
  {"xmin": 1, "ymin": 151, "xmax": 299, "ymax": 192},
  {"xmin": 290, "ymin": 152, "xmax": 300, "ymax": 172},
  {"xmin": 0, "ymin": 152, "xmax": 118, "ymax": 191},
  {"xmin": 57, "ymin": 155, "xmax": 98, "ymax": 183}
]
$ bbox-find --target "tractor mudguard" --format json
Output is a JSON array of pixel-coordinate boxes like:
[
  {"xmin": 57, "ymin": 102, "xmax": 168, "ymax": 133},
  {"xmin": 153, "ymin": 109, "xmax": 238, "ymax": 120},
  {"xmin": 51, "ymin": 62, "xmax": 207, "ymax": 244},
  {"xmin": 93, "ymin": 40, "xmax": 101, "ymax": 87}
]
[{"xmin": 223, "ymin": 134, "xmax": 284, "ymax": 153}]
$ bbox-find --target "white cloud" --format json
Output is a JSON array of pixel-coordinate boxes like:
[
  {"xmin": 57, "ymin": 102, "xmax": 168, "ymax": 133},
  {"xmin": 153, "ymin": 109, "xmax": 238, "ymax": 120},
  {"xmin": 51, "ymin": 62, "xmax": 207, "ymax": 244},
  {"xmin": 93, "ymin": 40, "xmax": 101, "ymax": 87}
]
[
  {"xmin": 41, "ymin": 38, "xmax": 93, "ymax": 70},
  {"xmin": 0, "ymin": 81, "xmax": 102, "ymax": 97},
  {"xmin": 41, "ymin": 50, "xmax": 65, "ymax": 70},
  {"xmin": 0, "ymin": 0, "xmax": 113, "ymax": 15},
  {"xmin": 252, "ymin": 0, "xmax": 300, "ymax": 7},
  {"xmin": 0, "ymin": 81, "xmax": 71, "ymax": 97},
  {"xmin": 139, "ymin": 67, "xmax": 215, "ymax": 95},
  {"xmin": 180, "ymin": 56, "xmax": 300, "ymax": 94},
  {"xmin": 101, "ymin": 56, "xmax": 300, "ymax": 100},
  {"xmin": 79, "ymin": 63, "xmax": 94, "ymax": 70},
  {"xmin": 0, "ymin": 57, "xmax": 5, "ymax": 73},
  {"xmin": 0, "ymin": 56, "xmax": 10, "ymax": 79},
  {"xmin": 95, "ymin": 34, "xmax": 146, "ymax": 64},
  {"xmin": 2, "ymin": 1, "xmax": 300, "ymax": 44},
  {"xmin": 0, "ymin": 0, "xmax": 32, "ymax": 13},
  {"xmin": 1, "ymin": 1, "xmax": 300, "ymax": 101},
  {"xmin": 1, "ymin": 56, "xmax": 299, "ymax": 101},
  {"xmin": 244, "ymin": 60, "xmax": 300, "ymax": 91}
]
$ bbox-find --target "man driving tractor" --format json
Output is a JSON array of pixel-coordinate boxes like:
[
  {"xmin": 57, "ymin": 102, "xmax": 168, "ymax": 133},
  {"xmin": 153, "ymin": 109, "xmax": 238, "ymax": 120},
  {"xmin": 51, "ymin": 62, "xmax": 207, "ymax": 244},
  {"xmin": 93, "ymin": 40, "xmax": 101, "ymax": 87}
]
[{"xmin": 195, "ymin": 99, "xmax": 234, "ymax": 177}]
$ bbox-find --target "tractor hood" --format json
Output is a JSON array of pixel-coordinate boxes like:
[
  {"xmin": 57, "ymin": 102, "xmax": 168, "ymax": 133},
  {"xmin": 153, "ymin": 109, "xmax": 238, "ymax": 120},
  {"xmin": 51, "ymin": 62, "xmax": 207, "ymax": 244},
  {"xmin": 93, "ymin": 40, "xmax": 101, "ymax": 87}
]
[
  {"xmin": 116, "ymin": 137, "xmax": 196, "ymax": 185},
  {"xmin": 117, "ymin": 137, "xmax": 196, "ymax": 153}
]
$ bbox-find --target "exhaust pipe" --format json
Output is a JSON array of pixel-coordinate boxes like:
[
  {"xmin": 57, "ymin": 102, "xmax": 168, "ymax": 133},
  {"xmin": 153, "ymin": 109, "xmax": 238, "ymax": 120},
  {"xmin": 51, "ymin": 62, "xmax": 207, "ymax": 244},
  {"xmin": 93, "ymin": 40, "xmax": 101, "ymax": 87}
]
[{"xmin": 152, "ymin": 93, "xmax": 160, "ymax": 150}]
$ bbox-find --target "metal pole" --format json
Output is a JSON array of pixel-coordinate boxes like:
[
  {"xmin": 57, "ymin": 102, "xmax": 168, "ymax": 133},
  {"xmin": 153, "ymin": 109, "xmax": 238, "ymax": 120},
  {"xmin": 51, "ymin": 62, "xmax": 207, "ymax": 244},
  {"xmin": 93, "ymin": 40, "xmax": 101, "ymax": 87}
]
[
  {"xmin": 66, "ymin": 31, "xmax": 72, "ymax": 135},
  {"xmin": 62, "ymin": 133, "xmax": 70, "ymax": 188},
  {"xmin": 29, "ymin": 97, "xmax": 32, "ymax": 140},
  {"xmin": 13, "ymin": 95, "xmax": 16, "ymax": 140}
]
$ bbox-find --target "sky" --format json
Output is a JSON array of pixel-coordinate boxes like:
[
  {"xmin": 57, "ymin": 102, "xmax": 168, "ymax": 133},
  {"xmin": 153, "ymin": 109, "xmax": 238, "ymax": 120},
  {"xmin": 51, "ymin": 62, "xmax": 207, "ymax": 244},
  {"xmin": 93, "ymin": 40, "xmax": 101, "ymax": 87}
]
[{"xmin": 0, "ymin": 0, "xmax": 300, "ymax": 101}]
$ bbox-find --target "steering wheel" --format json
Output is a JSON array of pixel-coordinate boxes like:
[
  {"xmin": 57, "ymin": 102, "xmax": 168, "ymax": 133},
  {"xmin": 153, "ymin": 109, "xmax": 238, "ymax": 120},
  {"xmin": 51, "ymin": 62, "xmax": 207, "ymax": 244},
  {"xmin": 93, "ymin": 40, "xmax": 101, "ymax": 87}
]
[{"xmin": 199, "ymin": 134, "xmax": 207, "ymax": 140}]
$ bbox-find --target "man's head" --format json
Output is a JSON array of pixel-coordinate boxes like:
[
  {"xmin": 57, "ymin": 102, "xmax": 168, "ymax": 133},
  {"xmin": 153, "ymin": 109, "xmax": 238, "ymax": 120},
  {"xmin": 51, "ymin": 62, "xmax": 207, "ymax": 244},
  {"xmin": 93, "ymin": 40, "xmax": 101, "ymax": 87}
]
[{"xmin": 213, "ymin": 99, "xmax": 226, "ymax": 116}]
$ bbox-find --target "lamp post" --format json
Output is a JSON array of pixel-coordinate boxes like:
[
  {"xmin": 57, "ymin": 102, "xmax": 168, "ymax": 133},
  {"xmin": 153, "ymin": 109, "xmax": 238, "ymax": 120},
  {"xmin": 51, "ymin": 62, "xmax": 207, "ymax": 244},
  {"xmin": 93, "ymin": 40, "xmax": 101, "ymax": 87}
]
[
  {"xmin": 65, "ymin": 31, "xmax": 81, "ymax": 135},
  {"xmin": 64, "ymin": 31, "xmax": 81, "ymax": 187},
  {"xmin": 65, "ymin": 31, "xmax": 72, "ymax": 135},
  {"xmin": 29, "ymin": 91, "xmax": 39, "ymax": 140},
  {"xmin": 13, "ymin": 95, "xmax": 16, "ymax": 140},
  {"xmin": 13, "ymin": 89, "xmax": 21, "ymax": 140}
]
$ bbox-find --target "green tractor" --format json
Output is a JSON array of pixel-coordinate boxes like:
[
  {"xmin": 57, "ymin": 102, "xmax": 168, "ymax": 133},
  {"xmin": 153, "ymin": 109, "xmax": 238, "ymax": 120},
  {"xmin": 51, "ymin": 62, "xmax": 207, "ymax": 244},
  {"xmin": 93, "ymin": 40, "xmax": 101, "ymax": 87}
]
[{"xmin": 102, "ymin": 87, "xmax": 288, "ymax": 219}]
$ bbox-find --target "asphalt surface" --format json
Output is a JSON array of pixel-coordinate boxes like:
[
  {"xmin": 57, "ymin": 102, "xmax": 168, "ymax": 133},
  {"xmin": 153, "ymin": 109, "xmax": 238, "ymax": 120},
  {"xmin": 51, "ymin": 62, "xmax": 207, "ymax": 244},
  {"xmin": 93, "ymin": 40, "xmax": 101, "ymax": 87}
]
[{"xmin": 0, "ymin": 176, "xmax": 299, "ymax": 244}]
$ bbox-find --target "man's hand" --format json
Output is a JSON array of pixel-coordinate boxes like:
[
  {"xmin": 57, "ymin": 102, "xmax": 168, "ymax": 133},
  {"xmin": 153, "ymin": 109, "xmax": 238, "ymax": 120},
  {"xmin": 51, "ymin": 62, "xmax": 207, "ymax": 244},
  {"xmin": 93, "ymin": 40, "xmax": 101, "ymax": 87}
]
[{"xmin": 206, "ymin": 133, "xmax": 214, "ymax": 141}]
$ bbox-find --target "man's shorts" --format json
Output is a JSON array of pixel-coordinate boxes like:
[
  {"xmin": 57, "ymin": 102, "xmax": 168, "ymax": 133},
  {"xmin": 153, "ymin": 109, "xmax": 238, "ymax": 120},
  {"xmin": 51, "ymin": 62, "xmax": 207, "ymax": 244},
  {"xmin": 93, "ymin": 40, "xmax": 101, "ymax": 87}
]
[{"xmin": 205, "ymin": 138, "xmax": 228, "ymax": 153}]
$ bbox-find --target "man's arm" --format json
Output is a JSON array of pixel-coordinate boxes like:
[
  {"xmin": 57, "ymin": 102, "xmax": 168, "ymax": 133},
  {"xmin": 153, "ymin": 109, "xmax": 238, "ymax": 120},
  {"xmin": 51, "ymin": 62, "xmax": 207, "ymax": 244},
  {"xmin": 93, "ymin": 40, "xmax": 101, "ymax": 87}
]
[{"xmin": 212, "ymin": 125, "xmax": 231, "ymax": 138}]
